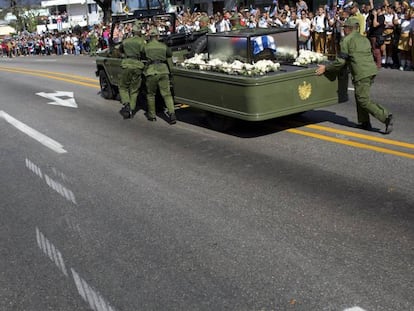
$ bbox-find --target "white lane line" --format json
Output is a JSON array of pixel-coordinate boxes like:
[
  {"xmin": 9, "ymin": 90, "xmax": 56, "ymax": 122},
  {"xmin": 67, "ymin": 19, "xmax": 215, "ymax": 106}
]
[
  {"xmin": 36, "ymin": 227, "xmax": 69, "ymax": 276},
  {"xmin": 71, "ymin": 268, "xmax": 116, "ymax": 311},
  {"xmin": 25, "ymin": 158, "xmax": 77, "ymax": 204},
  {"xmin": 35, "ymin": 228, "xmax": 119, "ymax": 311},
  {"xmin": 25, "ymin": 158, "xmax": 44, "ymax": 179},
  {"xmin": 348, "ymin": 87, "xmax": 355, "ymax": 91},
  {"xmin": 44, "ymin": 174, "xmax": 77, "ymax": 204},
  {"xmin": 344, "ymin": 307, "xmax": 367, "ymax": 311},
  {"xmin": 0, "ymin": 110, "xmax": 67, "ymax": 154}
]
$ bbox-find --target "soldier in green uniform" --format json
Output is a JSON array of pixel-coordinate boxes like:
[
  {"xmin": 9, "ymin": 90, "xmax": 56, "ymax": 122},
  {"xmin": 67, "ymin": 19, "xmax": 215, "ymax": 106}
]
[
  {"xmin": 143, "ymin": 28, "xmax": 176, "ymax": 124},
  {"xmin": 118, "ymin": 21, "xmax": 146, "ymax": 119},
  {"xmin": 230, "ymin": 13, "xmax": 245, "ymax": 31},
  {"xmin": 316, "ymin": 17, "xmax": 394, "ymax": 134},
  {"xmin": 198, "ymin": 16, "xmax": 210, "ymax": 32}
]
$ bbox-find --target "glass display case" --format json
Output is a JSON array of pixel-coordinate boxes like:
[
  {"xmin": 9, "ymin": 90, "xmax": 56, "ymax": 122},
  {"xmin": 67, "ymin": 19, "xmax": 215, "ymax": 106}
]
[{"xmin": 207, "ymin": 28, "xmax": 298, "ymax": 64}]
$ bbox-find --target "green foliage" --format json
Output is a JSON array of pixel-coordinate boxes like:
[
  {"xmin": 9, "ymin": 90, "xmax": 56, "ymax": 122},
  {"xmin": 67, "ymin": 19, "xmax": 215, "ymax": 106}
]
[{"xmin": 23, "ymin": 11, "xmax": 39, "ymax": 33}]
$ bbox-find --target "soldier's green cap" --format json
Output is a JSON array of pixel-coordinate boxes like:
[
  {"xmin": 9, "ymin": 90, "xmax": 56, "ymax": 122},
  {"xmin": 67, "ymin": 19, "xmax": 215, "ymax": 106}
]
[
  {"xmin": 343, "ymin": 17, "xmax": 359, "ymax": 27},
  {"xmin": 230, "ymin": 13, "xmax": 240, "ymax": 20},
  {"xmin": 199, "ymin": 16, "xmax": 209, "ymax": 23},
  {"xmin": 132, "ymin": 24, "xmax": 141, "ymax": 33},
  {"xmin": 134, "ymin": 20, "xmax": 144, "ymax": 26},
  {"xmin": 149, "ymin": 27, "xmax": 159, "ymax": 36}
]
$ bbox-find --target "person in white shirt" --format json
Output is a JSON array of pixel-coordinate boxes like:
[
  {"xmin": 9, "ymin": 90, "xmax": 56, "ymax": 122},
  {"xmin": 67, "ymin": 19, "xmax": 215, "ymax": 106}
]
[
  {"xmin": 383, "ymin": 5, "xmax": 398, "ymax": 67},
  {"xmin": 258, "ymin": 12, "xmax": 271, "ymax": 28},
  {"xmin": 208, "ymin": 17, "xmax": 217, "ymax": 33},
  {"xmin": 297, "ymin": 10, "xmax": 312, "ymax": 50},
  {"xmin": 287, "ymin": 11, "xmax": 298, "ymax": 28},
  {"xmin": 71, "ymin": 35, "xmax": 79, "ymax": 55},
  {"xmin": 312, "ymin": 5, "xmax": 328, "ymax": 53},
  {"xmin": 217, "ymin": 12, "xmax": 231, "ymax": 32},
  {"xmin": 397, "ymin": 10, "xmax": 412, "ymax": 70}
]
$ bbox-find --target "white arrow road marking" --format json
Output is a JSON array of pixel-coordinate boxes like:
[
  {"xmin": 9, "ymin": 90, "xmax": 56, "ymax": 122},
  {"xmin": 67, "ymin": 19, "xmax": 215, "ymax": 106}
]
[
  {"xmin": 36, "ymin": 91, "xmax": 78, "ymax": 108},
  {"xmin": 0, "ymin": 110, "xmax": 67, "ymax": 154}
]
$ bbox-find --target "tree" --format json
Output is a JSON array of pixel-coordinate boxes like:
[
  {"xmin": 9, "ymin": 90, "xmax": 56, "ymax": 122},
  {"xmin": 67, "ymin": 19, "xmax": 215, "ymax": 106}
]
[
  {"xmin": 10, "ymin": 0, "xmax": 25, "ymax": 31},
  {"xmin": 93, "ymin": 0, "xmax": 112, "ymax": 24},
  {"xmin": 24, "ymin": 11, "xmax": 39, "ymax": 33}
]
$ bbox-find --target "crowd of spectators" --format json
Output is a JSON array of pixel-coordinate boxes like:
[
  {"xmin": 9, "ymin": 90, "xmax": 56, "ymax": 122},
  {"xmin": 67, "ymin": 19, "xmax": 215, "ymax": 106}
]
[
  {"xmin": 0, "ymin": 24, "xmax": 108, "ymax": 57},
  {"xmin": 1, "ymin": 0, "xmax": 413, "ymax": 70}
]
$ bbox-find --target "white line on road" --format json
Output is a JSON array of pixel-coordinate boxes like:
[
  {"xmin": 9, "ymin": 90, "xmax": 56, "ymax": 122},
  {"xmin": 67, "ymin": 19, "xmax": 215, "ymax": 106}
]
[
  {"xmin": 35, "ymin": 229, "xmax": 119, "ymax": 311},
  {"xmin": 44, "ymin": 174, "xmax": 77, "ymax": 204},
  {"xmin": 25, "ymin": 158, "xmax": 77, "ymax": 204},
  {"xmin": 36, "ymin": 227, "xmax": 69, "ymax": 276},
  {"xmin": 0, "ymin": 110, "xmax": 67, "ymax": 154},
  {"xmin": 25, "ymin": 158, "xmax": 43, "ymax": 179},
  {"xmin": 71, "ymin": 269, "xmax": 117, "ymax": 311}
]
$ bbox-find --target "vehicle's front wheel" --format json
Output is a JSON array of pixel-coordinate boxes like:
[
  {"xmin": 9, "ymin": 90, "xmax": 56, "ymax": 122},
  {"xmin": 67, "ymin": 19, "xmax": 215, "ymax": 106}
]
[{"xmin": 99, "ymin": 70, "xmax": 115, "ymax": 99}]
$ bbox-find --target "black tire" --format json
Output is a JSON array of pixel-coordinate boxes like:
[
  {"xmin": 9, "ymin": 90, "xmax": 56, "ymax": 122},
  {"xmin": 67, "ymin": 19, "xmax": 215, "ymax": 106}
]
[
  {"xmin": 99, "ymin": 70, "xmax": 115, "ymax": 99},
  {"xmin": 205, "ymin": 112, "xmax": 235, "ymax": 132},
  {"xmin": 190, "ymin": 35, "xmax": 208, "ymax": 57}
]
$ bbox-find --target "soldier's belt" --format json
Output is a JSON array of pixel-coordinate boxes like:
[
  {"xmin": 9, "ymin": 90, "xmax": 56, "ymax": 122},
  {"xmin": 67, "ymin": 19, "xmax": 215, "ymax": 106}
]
[{"xmin": 148, "ymin": 60, "xmax": 167, "ymax": 64}]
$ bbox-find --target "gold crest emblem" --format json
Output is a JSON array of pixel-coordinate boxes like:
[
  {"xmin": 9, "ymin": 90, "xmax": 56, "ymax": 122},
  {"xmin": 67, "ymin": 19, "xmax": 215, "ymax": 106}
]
[{"xmin": 298, "ymin": 81, "xmax": 312, "ymax": 100}]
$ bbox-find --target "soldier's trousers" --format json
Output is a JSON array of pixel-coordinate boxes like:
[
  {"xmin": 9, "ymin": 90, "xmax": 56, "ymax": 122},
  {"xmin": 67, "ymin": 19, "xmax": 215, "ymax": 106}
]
[
  {"xmin": 145, "ymin": 74, "xmax": 174, "ymax": 118},
  {"xmin": 119, "ymin": 68, "xmax": 142, "ymax": 110},
  {"xmin": 354, "ymin": 76, "xmax": 389, "ymax": 124}
]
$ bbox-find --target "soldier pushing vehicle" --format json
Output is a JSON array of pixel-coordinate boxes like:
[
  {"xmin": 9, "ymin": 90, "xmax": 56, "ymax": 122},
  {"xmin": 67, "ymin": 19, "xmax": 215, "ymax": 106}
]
[
  {"xmin": 142, "ymin": 27, "xmax": 176, "ymax": 125},
  {"xmin": 118, "ymin": 21, "xmax": 146, "ymax": 119}
]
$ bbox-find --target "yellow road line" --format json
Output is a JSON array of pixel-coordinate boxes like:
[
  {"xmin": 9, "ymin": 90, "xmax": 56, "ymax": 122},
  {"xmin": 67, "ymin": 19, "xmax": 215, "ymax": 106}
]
[
  {"xmin": 305, "ymin": 124, "xmax": 414, "ymax": 150},
  {"xmin": 287, "ymin": 128, "xmax": 414, "ymax": 159},
  {"xmin": 0, "ymin": 66, "xmax": 98, "ymax": 83},
  {"xmin": 0, "ymin": 67, "xmax": 100, "ymax": 89}
]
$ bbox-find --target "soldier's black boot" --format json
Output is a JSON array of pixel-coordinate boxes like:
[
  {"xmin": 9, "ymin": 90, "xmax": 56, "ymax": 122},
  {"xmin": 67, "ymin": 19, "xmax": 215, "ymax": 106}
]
[
  {"xmin": 358, "ymin": 121, "xmax": 373, "ymax": 131},
  {"xmin": 168, "ymin": 113, "xmax": 177, "ymax": 125},
  {"xmin": 145, "ymin": 112, "xmax": 156, "ymax": 121},
  {"xmin": 119, "ymin": 103, "xmax": 132, "ymax": 119},
  {"xmin": 163, "ymin": 108, "xmax": 176, "ymax": 125},
  {"xmin": 384, "ymin": 114, "xmax": 393, "ymax": 134}
]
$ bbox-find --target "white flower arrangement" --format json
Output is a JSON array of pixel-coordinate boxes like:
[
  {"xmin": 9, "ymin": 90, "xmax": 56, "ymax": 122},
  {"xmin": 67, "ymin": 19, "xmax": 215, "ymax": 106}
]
[
  {"xmin": 275, "ymin": 47, "xmax": 298, "ymax": 62},
  {"xmin": 293, "ymin": 49, "xmax": 328, "ymax": 66},
  {"xmin": 178, "ymin": 54, "xmax": 281, "ymax": 76}
]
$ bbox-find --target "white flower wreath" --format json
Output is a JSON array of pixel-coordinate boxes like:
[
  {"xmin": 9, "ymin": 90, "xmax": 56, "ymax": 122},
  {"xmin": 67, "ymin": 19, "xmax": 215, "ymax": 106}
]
[
  {"xmin": 178, "ymin": 54, "xmax": 281, "ymax": 76},
  {"xmin": 293, "ymin": 49, "xmax": 328, "ymax": 66}
]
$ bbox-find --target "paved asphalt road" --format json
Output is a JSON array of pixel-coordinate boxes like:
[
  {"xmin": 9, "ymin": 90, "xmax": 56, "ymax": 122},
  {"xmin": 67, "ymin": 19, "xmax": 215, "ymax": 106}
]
[{"xmin": 0, "ymin": 55, "xmax": 413, "ymax": 311}]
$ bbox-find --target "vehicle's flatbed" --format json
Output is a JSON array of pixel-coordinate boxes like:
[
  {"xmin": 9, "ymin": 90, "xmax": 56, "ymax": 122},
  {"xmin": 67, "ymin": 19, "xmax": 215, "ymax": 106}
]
[{"xmin": 172, "ymin": 64, "xmax": 338, "ymax": 121}]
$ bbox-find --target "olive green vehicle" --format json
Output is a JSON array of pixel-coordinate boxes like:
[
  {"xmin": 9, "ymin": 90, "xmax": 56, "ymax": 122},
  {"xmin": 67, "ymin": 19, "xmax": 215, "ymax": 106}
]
[
  {"xmin": 97, "ymin": 23, "xmax": 341, "ymax": 130},
  {"xmin": 95, "ymin": 9, "xmax": 207, "ymax": 100},
  {"xmin": 172, "ymin": 29, "xmax": 342, "ymax": 130}
]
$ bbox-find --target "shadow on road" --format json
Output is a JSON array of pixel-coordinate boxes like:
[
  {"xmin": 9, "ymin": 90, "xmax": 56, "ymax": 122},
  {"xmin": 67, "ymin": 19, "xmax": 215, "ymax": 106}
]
[{"xmin": 173, "ymin": 107, "xmax": 380, "ymax": 138}]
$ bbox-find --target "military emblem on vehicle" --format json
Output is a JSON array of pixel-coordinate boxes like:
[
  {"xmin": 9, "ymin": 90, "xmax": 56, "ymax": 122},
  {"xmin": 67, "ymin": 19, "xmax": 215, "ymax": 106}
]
[{"xmin": 298, "ymin": 81, "xmax": 312, "ymax": 100}]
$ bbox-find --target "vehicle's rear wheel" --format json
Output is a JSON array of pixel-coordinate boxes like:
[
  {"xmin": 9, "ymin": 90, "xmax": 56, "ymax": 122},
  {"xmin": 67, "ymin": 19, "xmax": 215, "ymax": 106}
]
[
  {"xmin": 99, "ymin": 70, "xmax": 115, "ymax": 99},
  {"xmin": 205, "ymin": 112, "xmax": 235, "ymax": 132}
]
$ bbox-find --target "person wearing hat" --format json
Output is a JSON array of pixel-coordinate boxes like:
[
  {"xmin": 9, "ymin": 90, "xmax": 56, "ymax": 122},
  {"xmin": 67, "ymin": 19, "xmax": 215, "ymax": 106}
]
[
  {"xmin": 315, "ymin": 17, "xmax": 394, "ymax": 134},
  {"xmin": 348, "ymin": 2, "xmax": 366, "ymax": 35},
  {"xmin": 198, "ymin": 15, "xmax": 211, "ymax": 32},
  {"xmin": 230, "ymin": 13, "xmax": 245, "ymax": 30},
  {"xmin": 118, "ymin": 21, "xmax": 146, "ymax": 119},
  {"xmin": 142, "ymin": 27, "xmax": 176, "ymax": 124}
]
